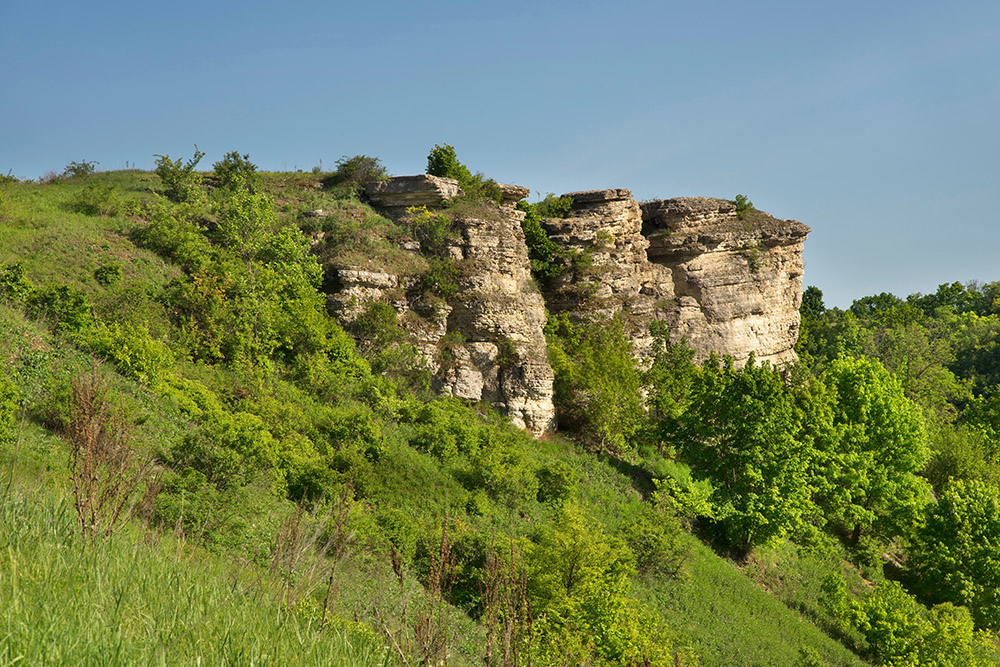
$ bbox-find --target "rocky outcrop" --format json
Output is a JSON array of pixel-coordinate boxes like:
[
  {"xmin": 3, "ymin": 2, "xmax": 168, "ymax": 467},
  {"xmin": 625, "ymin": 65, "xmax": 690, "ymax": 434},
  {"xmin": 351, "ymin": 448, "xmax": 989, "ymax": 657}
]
[
  {"xmin": 323, "ymin": 176, "xmax": 809, "ymax": 436},
  {"xmin": 537, "ymin": 189, "xmax": 673, "ymax": 356},
  {"xmin": 328, "ymin": 179, "xmax": 555, "ymax": 436},
  {"xmin": 537, "ymin": 191, "xmax": 809, "ymax": 366},
  {"xmin": 639, "ymin": 197, "xmax": 809, "ymax": 366},
  {"xmin": 364, "ymin": 175, "xmax": 463, "ymax": 218}
]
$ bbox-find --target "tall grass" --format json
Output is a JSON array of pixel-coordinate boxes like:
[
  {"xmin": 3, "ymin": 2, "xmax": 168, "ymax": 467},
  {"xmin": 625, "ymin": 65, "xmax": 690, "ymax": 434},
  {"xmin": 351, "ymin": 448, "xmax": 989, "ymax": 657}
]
[{"xmin": 0, "ymin": 486, "xmax": 394, "ymax": 666}]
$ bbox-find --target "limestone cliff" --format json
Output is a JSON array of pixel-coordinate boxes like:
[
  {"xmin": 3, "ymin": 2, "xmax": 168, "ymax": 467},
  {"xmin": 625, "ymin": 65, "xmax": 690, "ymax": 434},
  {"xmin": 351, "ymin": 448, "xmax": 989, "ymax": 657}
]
[
  {"xmin": 320, "ymin": 176, "xmax": 809, "ymax": 436},
  {"xmin": 326, "ymin": 176, "xmax": 555, "ymax": 436},
  {"xmin": 641, "ymin": 197, "xmax": 810, "ymax": 366},
  {"xmin": 537, "ymin": 190, "xmax": 809, "ymax": 366}
]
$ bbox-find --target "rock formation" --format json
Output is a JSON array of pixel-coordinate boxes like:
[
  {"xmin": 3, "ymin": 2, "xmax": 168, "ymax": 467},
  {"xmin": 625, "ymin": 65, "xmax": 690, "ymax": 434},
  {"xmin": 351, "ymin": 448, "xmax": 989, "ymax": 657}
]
[
  {"xmin": 537, "ymin": 190, "xmax": 809, "ymax": 366},
  {"xmin": 321, "ymin": 175, "xmax": 809, "ymax": 436},
  {"xmin": 328, "ymin": 175, "xmax": 555, "ymax": 436},
  {"xmin": 641, "ymin": 197, "xmax": 810, "ymax": 366}
]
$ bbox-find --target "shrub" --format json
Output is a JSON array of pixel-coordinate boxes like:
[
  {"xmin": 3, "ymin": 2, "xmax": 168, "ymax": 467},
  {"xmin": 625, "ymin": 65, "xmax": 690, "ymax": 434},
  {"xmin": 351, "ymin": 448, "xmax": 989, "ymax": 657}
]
[
  {"xmin": 27, "ymin": 284, "xmax": 95, "ymax": 335},
  {"xmin": 517, "ymin": 200, "xmax": 563, "ymax": 284},
  {"xmin": 83, "ymin": 321, "xmax": 174, "ymax": 388},
  {"xmin": 154, "ymin": 146, "xmax": 205, "ymax": 203},
  {"xmin": 213, "ymin": 151, "xmax": 261, "ymax": 192},
  {"xmin": 535, "ymin": 460, "xmax": 576, "ymax": 505},
  {"xmin": 325, "ymin": 155, "xmax": 390, "ymax": 195},
  {"xmin": 733, "ymin": 194, "xmax": 753, "ymax": 219},
  {"xmin": 93, "ymin": 262, "xmax": 122, "ymax": 287},
  {"xmin": 74, "ymin": 181, "xmax": 123, "ymax": 217},
  {"xmin": 426, "ymin": 144, "xmax": 501, "ymax": 203},
  {"xmin": 533, "ymin": 193, "xmax": 574, "ymax": 219},
  {"xmin": 62, "ymin": 160, "xmax": 98, "ymax": 178},
  {"xmin": 0, "ymin": 263, "xmax": 34, "ymax": 305},
  {"xmin": 213, "ymin": 151, "xmax": 258, "ymax": 189}
]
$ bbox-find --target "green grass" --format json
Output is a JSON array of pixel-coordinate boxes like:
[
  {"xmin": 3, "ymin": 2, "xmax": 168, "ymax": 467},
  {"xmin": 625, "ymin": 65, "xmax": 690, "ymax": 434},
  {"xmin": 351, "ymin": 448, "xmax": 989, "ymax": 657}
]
[
  {"xmin": 0, "ymin": 486, "xmax": 395, "ymax": 666},
  {"xmin": 644, "ymin": 536, "xmax": 867, "ymax": 666},
  {"xmin": 1, "ymin": 169, "xmax": 902, "ymax": 666}
]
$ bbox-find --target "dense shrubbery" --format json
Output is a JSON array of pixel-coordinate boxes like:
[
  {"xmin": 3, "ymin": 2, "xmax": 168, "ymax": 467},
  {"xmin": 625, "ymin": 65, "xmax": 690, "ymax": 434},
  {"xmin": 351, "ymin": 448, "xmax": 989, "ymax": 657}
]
[
  {"xmin": 9, "ymin": 160, "xmax": 1000, "ymax": 665},
  {"xmin": 426, "ymin": 143, "xmax": 502, "ymax": 203}
]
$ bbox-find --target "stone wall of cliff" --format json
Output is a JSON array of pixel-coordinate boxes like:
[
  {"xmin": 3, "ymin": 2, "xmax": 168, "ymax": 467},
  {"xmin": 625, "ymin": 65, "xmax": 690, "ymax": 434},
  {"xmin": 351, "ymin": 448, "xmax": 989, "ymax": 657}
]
[{"xmin": 318, "ymin": 176, "xmax": 809, "ymax": 436}]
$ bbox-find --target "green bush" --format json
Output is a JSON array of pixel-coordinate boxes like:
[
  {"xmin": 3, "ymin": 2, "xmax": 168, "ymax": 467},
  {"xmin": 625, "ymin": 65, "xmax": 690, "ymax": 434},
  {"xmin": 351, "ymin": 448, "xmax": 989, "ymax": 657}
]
[
  {"xmin": 83, "ymin": 321, "xmax": 174, "ymax": 388},
  {"xmin": 154, "ymin": 146, "xmax": 205, "ymax": 203},
  {"xmin": 62, "ymin": 160, "xmax": 98, "ymax": 178},
  {"xmin": 325, "ymin": 155, "xmax": 390, "ymax": 195},
  {"xmin": 517, "ymin": 200, "xmax": 564, "ymax": 284},
  {"xmin": 733, "ymin": 193, "xmax": 753, "ymax": 219},
  {"xmin": 212, "ymin": 150, "xmax": 261, "ymax": 192},
  {"xmin": 0, "ymin": 262, "xmax": 34, "ymax": 304},
  {"xmin": 426, "ymin": 143, "xmax": 502, "ymax": 203},
  {"xmin": 535, "ymin": 459, "xmax": 576, "ymax": 505},
  {"xmin": 93, "ymin": 261, "xmax": 122, "ymax": 287},
  {"xmin": 74, "ymin": 181, "xmax": 123, "ymax": 217},
  {"xmin": 26, "ymin": 284, "xmax": 95, "ymax": 335}
]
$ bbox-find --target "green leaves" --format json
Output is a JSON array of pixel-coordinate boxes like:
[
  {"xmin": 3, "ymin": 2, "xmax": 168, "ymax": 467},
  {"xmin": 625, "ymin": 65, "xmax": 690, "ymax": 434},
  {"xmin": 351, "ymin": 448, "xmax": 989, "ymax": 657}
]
[
  {"xmin": 908, "ymin": 480, "xmax": 1000, "ymax": 629},
  {"xmin": 676, "ymin": 355, "xmax": 813, "ymax": 556}
]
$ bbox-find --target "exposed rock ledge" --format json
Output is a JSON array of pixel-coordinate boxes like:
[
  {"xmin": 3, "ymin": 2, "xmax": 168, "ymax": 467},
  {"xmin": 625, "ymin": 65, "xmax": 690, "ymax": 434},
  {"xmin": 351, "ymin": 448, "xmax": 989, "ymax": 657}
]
[{"xmin": 322, "ymin": 177, "xmax": 810, "ymax": 435}]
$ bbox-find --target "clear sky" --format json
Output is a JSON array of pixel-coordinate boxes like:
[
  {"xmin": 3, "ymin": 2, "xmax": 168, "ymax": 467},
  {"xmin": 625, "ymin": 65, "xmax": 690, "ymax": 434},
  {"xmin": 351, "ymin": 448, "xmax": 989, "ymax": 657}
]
[{"xmin": 3, "ymin": 0, "xmax": 998, "ymax": 308}]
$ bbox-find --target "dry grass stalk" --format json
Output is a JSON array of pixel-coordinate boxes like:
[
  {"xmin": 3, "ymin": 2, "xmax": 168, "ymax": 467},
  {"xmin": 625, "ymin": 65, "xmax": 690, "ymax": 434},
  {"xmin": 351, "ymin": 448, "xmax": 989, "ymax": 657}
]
[
  {"xmin": 67, "ymin": 364, "xmax": 154, "ymax": 541},
  {"xmin": 483, "ymin": 539, "xmax": 533, "ymax": 667},
  {"xmin": 414, "ymin": 520, "xmax": 457, "ymax": 666},
  {"xmin": 269, "ymin": 484, "xmax": 354, "ymax": 613}
]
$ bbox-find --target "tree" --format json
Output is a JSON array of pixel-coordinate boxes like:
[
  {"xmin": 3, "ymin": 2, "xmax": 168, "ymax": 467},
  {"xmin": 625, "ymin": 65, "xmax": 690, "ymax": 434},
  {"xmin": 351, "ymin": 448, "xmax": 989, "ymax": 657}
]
[
  {"xmin": 546, "ymin": 316, "xmax": 644, "ymax": 454},
  {"xmin": 907, "ymin": 480, "xmax": 1000, "ymax": 629},
  {"xmin": 676, "ymin": 354, "xmax": 814, "ymax": 557},
  {"xmin": 425, "ymin": 144, "xmax": 501, "ymax": 202},
  {"xmin": 818, "ymin": 356, "xmax": 929, "ymax": 545}
]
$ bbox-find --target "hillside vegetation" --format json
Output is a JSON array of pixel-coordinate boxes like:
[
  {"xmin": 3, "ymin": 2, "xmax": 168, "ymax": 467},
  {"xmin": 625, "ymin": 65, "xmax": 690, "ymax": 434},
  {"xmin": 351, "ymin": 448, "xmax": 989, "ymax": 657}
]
[{"xmin": 1, "ymin": 153, "xmax": 998, "ymax": 666}]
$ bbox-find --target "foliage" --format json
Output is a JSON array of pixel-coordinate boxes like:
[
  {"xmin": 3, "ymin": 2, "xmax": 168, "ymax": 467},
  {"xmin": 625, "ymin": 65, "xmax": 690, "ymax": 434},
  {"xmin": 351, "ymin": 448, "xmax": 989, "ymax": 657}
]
[
  {"xmin": 75, "ymin": 180, "xmax": 125, "ymax": 217},
  {"xmin": 0, "ymin": 262, "xmax": 34, "ymax": 305},
  {"xmin": 817, "ymin": 356, "xmax": 929, "ymax": 545},
  {"xmin": 907, "ymin": 479, "xmax": 1000, "ymax": 629},
  {"xmin": 326, "ymin": 154, "xmax": 390, "ymax": 195},
  {"xmin": 546, "ymin": 315, "xmax": 644, "ymax": 453},
  {"xmin": 26, "ymin": 283, "xmax": 95, "ymax": 335},
  {"xmin": 517, "ymin": 199, "xmax": 564, "ymax": 284},
  {"xmin": 62, "ymin": 160, "xmax": 99, "ymax": 178},
  {"xmin": 426, "ymin": 143, "xmax": 502, "ymax": 203},
  {"xmin": 153, "ymin": 146, "xmax": 205, "ymax": 203},
  {"xmin": 527, "ymin": 504, "xmax": 687, "ymax": 666},
  {"xmin": 645, "ymin": 320, "xmax": 698, "ymax": 443},
  {"xmin": 0, "ymin": 371, "xmax": 17, "ymax": 446},
  {"xmin": 93, "ymin": 261, "xmax": 122, "ymax": 287},
  {"xmin": 213, "ymin": 150, "xmax": 261, "ymax": 192},
  {"xmin": 821, "ymin": 575, "xmax": 993, "ymax": 666},
  {"xmin": 732, "ymin": 194, "xmax": 753, "ymax": 219},
  {"xmin": 406, "ymin": 205, "xmax": 455, "ymax": 258},
  {"xmin": 675, "ymin": 354, "xmax": 813, "ymax": 557}
]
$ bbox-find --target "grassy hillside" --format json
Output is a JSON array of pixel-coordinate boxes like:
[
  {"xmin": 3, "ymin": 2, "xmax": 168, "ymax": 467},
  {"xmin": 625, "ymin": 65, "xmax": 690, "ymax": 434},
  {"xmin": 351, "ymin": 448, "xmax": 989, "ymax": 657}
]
[{"xmin": 3, "ymin": 162, "xmax": 989, "ymax": 666}]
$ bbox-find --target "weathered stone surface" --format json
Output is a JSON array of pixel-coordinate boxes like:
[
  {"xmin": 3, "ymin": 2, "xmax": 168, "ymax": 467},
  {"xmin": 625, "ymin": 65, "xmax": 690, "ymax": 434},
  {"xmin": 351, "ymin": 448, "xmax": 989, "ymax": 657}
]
[
  {"xmin": 330, "ymin": 182, "xmax": 555, "ymax": 436},
  {"xmin": 499, "ymin": 183, "xmax": 530, "ymax": 202},
  {"xmin": 640, "ymin": 197, "xmax": 809, "ymax": 366},
  {"xmin": 539, "ymin": 189, "xmax": 673, "ymax": 356},
  {"xmin": 539, "ymin": 192, "xmax": 808, "ymax": 367},
  {"xmin": 364, "ymin": 175, "xmax": 462, "ymax": 218},
  {"xmin": 322, "ymin": 176, "xmax": 809, "ymax": 437}
]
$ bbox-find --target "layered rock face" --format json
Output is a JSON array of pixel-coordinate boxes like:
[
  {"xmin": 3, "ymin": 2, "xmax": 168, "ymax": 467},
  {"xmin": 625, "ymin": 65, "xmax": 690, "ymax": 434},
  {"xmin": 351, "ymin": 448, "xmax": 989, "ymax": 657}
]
[
  {"xmin": 329, "ymin": 175, "xmax": 555, "ymax": 436},
  {"xmin": 537, "ymin": 190, "xmax": 809, "ymax": 366},
  {"xmin": 538, "ymin": 189, "xmax": 673, "ymax": 356},
  {"xmin": 640, "ymin": 197, "xmax": 809, "ymax": 366},
  {"xmin": 323, "ymin": 176, "xmax": 808, "ymax": 436}
]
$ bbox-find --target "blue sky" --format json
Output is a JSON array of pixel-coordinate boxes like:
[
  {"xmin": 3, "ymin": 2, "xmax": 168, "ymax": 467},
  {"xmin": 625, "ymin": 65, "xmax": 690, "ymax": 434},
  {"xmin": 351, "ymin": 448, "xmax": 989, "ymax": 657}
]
[{"xmin": 3, "ymin": 0, "xmax": 999, "ymax": 307}]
